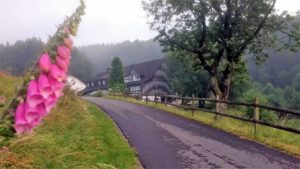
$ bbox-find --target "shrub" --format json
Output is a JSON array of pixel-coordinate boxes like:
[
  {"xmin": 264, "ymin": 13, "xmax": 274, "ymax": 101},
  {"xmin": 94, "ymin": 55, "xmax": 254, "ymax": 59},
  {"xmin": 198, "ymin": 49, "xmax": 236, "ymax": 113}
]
[{"xmin": 93, "ymin": 90, "xmax": 103, "ymax": 97}]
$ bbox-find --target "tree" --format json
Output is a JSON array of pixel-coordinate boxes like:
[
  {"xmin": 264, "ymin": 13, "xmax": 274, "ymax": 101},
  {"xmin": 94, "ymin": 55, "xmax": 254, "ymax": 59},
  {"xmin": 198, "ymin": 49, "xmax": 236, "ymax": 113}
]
[
  {"xmin": 109, "ymin": 56, "xmax": 125, "ymax": 92},
  {"xmin": 166, "ymin": 51, "xmax": 210, "ymax": 97},
  {"xmin": 69, "ymin": 48, "xmax": 93, "ymax": 82},
  {"xmin": 143, "ymin": 0, "xmax": 300, "ymax": 105},
  {"xmin": 0, "ymin": 38, "xmax": 44, "ymax": 75}
]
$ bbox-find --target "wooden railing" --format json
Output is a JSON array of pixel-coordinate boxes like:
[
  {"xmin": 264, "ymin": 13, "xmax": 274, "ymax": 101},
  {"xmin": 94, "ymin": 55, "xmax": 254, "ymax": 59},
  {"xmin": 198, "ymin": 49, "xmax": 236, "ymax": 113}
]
[{"xmin": 141, "ymin": 95, "xmax": 300, "ymax": 135}]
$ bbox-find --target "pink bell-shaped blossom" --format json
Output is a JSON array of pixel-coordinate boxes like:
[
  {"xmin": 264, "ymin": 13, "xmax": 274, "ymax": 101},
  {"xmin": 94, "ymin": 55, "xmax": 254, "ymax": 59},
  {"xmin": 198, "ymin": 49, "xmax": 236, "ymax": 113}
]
[
  {"xmin": 49, "ymin": 64, "xmax": 66, "ymax": 82},
  {"xmin": 25, "ymin": 103, "xmax": 45, "ymax": 124},
  {"xmin": 26, "ymin": 80, "xmax": 44, "ymax": 108},
  {"xmin": 48, "ymin": 75, "xmax": 65, "ymax": 97},
  {"xmin": 56, "ymin": 55, "xmax": 69, "ymax": 71},
  {"xmin": 14, "ymin": 102, "xmax": 32, "ymax": 135},
  {"xmin": 55, "ymin": 87, "xmax": 64, "ymax": 98},
  {"xmin": 49, "ymin": 75, "xmax": 64, "ymax": 91},
  {"xmin": 38, "ymin": 74, "xmax": 53, "ymax": 99},
  {"xmin": 44, "ymin": 93, "xmax": 58, "ymax": 113},
  {"xmin": 57, "ymin": 45, "xmax": 71, "ymax": 59},
  {"xmin": 64, "ymin": 38, "xmax": 73, "ymax": 49},
  {"xmin": 38, "ymin": 53, "xmax": 52, "ymax": 73}
]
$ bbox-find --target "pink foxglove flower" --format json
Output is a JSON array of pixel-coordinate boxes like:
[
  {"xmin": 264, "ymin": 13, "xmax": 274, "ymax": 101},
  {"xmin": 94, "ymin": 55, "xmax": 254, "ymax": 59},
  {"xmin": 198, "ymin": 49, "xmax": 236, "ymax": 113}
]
[
  {"xmin": 25, "ymin": 103, "xmax": 45, "ymax": 124},
  {"xmin": 38, "ymin": 53, "xmax": 51, "ymax": 73},
  {"xmin": 49, "ymin": 64, "xmax": 66, "ymax": 82},
  {"xmin": 38, "ymin": 74, "xmax": 53, "ymax": 99},
  {"xmin": 48, "ymin": 75, "xmax": 65, "ymax": 98},
  {"xmin": 64, "ymin": 38, "xmax": 73, "ymax": 49},
  {"xmin": 14, "ymin": 102, "xmax": 32, "ymax": 135},
  {"xmin": 26, "ymin": 80, "xmax": 44, "ymax": 108},
  {"xmin": 57, "ymin": 45, "xmax": 71, "ymax": 59},
  {"xmin": 44, "ymin": 93, "xmax": 58, "ymax": 113},
  {"xmin": 56, "ymin": 55, "xmax": 69, "ymax": 71}
]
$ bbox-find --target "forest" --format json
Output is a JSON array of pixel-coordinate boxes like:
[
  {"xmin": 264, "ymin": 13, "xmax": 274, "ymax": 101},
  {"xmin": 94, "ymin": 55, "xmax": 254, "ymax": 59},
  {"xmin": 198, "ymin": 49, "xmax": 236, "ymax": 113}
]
[{"xmin": 1, "ymin": 33, "xmax": 300, "ymax": 113}]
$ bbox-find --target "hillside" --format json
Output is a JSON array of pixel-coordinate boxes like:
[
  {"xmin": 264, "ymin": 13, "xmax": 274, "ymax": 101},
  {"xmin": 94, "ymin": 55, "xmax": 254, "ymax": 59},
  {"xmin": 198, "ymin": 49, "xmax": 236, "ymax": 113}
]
[
  {"xmin": 78, "ymin": 39, "xmax": 164, "ymax": 75},
  {"xmin": 0, "ymin": 74, "xmax": 138, "ymax": 168},
  {"xmin": 1, "ymin": 34, "xmax": 300, "ymax": 87},
  {"xmin": 0, "ymin": 39, "xmax": 93, "ymax": 82}
]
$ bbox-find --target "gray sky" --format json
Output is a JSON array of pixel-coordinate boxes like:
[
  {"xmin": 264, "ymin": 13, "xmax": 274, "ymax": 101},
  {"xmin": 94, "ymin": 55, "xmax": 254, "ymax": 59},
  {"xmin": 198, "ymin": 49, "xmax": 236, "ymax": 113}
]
[{"xmin": 0, "ymin": 0, "xmax": 299, "ymax": 46}]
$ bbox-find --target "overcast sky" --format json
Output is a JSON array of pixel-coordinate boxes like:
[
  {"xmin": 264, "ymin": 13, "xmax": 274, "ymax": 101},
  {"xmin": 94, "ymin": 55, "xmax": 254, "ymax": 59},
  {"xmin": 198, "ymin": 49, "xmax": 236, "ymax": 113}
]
[{"xmin": 0, "ymin": 0, "xmax": 299, "ymax": 46}]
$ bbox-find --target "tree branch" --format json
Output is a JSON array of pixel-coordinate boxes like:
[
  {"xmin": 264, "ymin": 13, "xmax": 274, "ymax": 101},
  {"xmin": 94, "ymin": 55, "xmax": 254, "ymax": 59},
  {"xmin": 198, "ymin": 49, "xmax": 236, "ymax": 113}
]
[
  {"xmin": 266, "ymin": 25, "xmax": 300, "ymax": 40},
  {"xmin": 237, "ymin": 0, "xmax": 277, "ymax": 55},
  {"xmin": 161, "ymin": 31, "xmax": 200, "ymax": 54}
]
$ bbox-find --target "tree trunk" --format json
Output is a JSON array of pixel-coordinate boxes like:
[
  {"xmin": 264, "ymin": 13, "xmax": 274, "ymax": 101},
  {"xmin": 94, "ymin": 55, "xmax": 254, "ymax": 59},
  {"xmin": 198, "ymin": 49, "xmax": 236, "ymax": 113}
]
[{"xmin": 209, "ymin": 72, "xmax": 232, "ymax": 114}]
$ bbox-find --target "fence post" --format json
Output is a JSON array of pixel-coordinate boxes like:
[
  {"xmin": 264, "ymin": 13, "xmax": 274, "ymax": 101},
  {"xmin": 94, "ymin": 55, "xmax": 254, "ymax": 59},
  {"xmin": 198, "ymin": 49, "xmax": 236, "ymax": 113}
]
[
  {"xmin": 191, "ymin": 95, "xmax": 195, "ymax": 117},
  {"xmin": 145, "ymin": 93, "xmax": 148, "ymax": 103},
  {"xmin": 155, "ymin": 95, "xmax": 157, "ymax": 105},
  {"xmin": 176, "ymin": 93, "xmax": 179, "ymax": 105},
  {"xmin": 254, "ymin": 97, "xmax": 260, "ymax": 137},
  {"xmin": 215, "ymin": 95, "xmax": 220, "ymax": 120}
]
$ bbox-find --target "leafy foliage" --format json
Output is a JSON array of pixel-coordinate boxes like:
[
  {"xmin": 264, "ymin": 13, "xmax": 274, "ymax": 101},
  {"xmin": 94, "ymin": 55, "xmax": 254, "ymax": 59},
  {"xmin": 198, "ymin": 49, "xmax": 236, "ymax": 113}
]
[
  {"xmin": 166, "ymin": 51, "xmax": 210, "ymax": 97},
  {"xmin": 109, "ymin": 57, "xmax": 125, "ymax": 92},
  {"xmin": 143, "ymin": 0, "xmax": 300, "ymax": 100},
  {"xmin": 0, "ymin": 38, "xmax": 44, "ymax": 75},
  {"xmin": 0, "ymin": 39, "xmax": 92, "ymax": 82}
]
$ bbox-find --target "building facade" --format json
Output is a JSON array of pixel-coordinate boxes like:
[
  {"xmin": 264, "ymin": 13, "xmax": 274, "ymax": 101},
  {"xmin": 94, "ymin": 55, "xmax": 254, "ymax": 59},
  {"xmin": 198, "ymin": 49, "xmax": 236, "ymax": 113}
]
[{"xmin": 84, "ymin": 59, "xmax": 171, "ymax": 97}]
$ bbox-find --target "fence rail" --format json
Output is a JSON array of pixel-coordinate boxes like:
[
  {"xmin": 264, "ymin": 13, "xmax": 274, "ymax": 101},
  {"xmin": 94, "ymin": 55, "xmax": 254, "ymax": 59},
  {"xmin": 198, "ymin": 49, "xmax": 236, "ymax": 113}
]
[
  {"xmin": 162, "ymin": 95, "xmax": 300, "ymax": 116},
  {"xmin": 140, "ymin": 95, "xmax": 300, "ymax": 135}
]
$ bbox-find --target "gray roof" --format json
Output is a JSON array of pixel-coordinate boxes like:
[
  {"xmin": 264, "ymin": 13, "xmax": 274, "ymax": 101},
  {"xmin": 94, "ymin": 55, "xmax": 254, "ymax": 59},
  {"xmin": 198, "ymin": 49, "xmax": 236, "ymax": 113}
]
[
  {"xmin": 125, "ymin": 58, "xmax": 164, "ymax": 83},
  {"xmin": 88, "ymin": 58, "xmax": 165, "ymax": 84}
]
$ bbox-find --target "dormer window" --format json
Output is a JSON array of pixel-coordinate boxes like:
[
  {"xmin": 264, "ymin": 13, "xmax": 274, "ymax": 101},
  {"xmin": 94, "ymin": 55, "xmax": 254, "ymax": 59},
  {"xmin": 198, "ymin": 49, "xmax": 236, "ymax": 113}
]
[{"xmin": 132, "ymin": 74, "xmax": 140, "ymax": 81}]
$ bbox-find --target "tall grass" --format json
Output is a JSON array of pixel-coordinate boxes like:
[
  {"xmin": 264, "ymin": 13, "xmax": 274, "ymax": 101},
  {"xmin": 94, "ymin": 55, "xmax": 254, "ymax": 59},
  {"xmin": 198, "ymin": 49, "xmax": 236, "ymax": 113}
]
[
  {"xmin": 0, "ymin": 75, "xmax": 139, "ymax": 169},
  {"xmin": 0, "ymin": 73, "xmax": 22, "ymax": 114},
  {"xmin": 107, "ymin": 95, "xmax": 300, "ymax": 158}
]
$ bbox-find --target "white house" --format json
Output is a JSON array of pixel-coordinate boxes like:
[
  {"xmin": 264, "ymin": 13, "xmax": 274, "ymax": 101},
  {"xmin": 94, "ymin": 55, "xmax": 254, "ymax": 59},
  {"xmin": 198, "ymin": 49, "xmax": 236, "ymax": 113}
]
[{"xmin": 67, "ymin": 75, "xmax": 86, "ymax": 94}]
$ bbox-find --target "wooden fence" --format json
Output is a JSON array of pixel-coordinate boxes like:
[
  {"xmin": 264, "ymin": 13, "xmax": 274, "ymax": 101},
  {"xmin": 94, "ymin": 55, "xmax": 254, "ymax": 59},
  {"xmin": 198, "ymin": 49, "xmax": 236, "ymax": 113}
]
[{"xmin": 140, "ymin": 95, "xmax": 300, "ymax": 135}]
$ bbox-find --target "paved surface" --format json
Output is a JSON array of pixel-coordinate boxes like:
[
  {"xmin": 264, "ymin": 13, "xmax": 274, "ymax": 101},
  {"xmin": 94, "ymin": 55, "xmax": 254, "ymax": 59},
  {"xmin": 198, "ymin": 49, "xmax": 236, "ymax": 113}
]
[{"xmin": 85, "ymin": 97, "xmax": 300, "ymax": 169}]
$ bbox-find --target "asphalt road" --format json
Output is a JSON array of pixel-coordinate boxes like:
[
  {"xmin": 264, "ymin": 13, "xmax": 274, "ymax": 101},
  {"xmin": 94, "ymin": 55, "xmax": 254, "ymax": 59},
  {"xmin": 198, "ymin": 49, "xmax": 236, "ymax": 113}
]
[{"xmin": 85, "ymin": 97, "xmax": 300, "ymax": 169}]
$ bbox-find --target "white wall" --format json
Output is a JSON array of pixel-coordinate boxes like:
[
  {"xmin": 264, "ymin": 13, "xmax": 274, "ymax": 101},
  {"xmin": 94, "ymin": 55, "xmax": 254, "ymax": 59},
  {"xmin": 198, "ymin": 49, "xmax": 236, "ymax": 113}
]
[{"xmin": 67, "ymin": 75, "xmax": 86, "ymax": 93}]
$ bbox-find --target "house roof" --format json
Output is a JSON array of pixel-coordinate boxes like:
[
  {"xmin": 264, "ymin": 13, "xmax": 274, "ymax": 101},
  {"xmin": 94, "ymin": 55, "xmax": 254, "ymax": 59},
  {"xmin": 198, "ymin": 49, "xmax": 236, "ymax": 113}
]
[
  {"xmin": 88, "ymin": 58, "xmax": 165, "ymax": 84},
  {"xmin": 91, "ymin": 71, "xmax": 109, "ymax": 81},
  {"xmin": 125, "ymin": 58, "xmax": 164, "ymax": 83}
]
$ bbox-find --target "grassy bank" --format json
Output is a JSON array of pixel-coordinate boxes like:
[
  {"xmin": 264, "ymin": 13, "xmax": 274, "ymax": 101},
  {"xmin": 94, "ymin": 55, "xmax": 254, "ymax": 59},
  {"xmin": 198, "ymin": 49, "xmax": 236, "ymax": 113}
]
[
  {"xmin": 107, "ymin": 95, "xmax": 300, "ymax": 158},
  {"xmin": 0, "ymin": 74, "xmax": 139, "ymax": 169}
]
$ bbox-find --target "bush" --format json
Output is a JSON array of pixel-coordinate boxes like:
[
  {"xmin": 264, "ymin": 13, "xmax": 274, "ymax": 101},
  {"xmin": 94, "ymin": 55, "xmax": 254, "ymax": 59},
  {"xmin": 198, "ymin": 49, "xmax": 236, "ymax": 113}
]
[
  {"xmin": 242, "ymin": 88, "xmax": 278, "ymax": 123},
  {"xmin": 93, "ymin": 90, "xmax": 103, "ymax": 97}
]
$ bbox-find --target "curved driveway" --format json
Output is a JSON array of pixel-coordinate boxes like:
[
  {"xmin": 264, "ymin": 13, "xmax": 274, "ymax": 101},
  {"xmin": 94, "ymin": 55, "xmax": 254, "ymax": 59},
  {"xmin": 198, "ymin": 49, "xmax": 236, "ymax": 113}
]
[{"xmin": 85, "ymin": 97, "xmax": 300, "ymax": 169}]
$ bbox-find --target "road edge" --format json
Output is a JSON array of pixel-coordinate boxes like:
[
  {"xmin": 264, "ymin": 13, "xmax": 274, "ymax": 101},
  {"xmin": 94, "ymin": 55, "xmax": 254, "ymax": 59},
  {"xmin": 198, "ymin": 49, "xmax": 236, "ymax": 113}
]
[
  {"xmin": 106, "ymin": 96, "xmax": 300, "ymax": 160},
  {"xmin": 86, "ymin": 99, "xmax": 145, "ymax": 169}
]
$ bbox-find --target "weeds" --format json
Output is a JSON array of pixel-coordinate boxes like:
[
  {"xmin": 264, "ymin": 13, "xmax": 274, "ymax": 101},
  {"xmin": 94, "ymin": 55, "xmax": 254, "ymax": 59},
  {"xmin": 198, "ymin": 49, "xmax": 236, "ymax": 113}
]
[{"xmin": 0, "ymin": 75, "xmax": 138, "ymax": 169}]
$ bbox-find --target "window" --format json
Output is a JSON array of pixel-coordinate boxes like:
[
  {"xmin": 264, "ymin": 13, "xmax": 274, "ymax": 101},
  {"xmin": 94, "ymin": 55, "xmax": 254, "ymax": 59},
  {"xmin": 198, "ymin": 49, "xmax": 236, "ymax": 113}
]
[
  {"xmin": 87, "ymin": 83, "xmax": 89, "ymax": 87},
  {"xmin": 125, "ymin": 74, "xmax": 140, "ymax": 83},
  {"xmin": 125, "ymin": 76, "xmax": 130, "ymax": 83},
  {"xmin": 98, "ymin": 81, "xmax": 101, "ymax": 85},
  {"xmin": 132, "ymin": 74, "xmax": 140, "ymax": 81},
  {"xmin": 130, "ymin": 85, "xmax": 141, "ymax": 92},
  {"xmin": 103, "ymin": 80, "xmax": 106, "ymax": 85},
  {"xmin": 91, "ymin": 82, "xmax": 94, "ymax": 87}
]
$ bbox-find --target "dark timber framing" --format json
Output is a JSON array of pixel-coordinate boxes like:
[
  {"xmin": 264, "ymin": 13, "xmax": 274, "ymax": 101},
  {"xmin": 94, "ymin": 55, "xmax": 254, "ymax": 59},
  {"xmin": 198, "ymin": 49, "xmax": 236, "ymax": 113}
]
[{"xmin": 84, "ymin": 59, "xmax": 171, "ymax": 97}]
